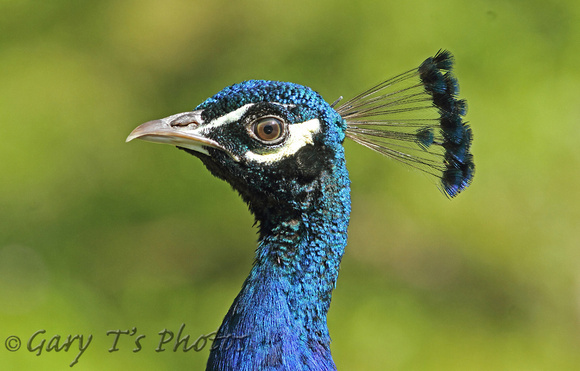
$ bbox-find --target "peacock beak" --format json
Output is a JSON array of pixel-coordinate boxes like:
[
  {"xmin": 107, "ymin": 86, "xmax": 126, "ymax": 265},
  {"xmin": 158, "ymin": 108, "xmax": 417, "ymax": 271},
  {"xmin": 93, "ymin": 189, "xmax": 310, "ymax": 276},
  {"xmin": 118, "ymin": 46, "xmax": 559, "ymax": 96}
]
[{"xmin": 126, "ymin": 111, "xmax": 226, "ymax": 156}]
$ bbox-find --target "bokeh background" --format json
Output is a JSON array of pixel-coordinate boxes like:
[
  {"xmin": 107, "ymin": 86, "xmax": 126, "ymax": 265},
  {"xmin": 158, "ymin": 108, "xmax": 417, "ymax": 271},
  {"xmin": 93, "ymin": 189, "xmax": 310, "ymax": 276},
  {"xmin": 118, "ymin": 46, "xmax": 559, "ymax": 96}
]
[{"xmin": 1, "ymin": 0, "xmax": 579, "ymax": 369}]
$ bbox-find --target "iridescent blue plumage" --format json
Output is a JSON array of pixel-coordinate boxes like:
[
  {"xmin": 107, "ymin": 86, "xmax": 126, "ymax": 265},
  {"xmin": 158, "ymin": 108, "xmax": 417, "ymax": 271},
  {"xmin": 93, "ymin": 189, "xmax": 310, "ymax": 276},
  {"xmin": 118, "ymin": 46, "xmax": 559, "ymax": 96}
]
[
  {"xmin": 418, "ymin": 50, "xmax": 473, "ymax": 196},
  {"xmin": 126, "ymin": 51, "xmax": 473, "ymax": 370}
]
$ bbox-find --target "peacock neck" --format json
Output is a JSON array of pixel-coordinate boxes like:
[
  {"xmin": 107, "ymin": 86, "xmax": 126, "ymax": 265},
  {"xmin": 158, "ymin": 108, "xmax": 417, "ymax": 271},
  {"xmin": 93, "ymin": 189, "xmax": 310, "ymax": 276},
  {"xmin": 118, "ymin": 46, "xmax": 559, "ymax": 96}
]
[{"xmin": 207, "ymin": 158, "xmax": 351, "ymax": 370}]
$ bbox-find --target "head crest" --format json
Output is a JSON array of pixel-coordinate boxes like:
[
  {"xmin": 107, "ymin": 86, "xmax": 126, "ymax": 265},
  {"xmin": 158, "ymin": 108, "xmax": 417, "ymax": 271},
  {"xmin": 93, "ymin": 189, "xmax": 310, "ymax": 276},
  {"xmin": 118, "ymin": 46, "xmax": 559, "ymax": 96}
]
[{"xmin": 336, "ymin": 50, "xmax": 474, "ymax": 197}]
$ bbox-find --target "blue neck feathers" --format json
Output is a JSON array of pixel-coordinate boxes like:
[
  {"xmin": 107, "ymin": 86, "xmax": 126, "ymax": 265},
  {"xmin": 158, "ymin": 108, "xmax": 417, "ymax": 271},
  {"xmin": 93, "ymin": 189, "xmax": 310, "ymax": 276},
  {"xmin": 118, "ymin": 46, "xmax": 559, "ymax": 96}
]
[{"xmin": 206, "ymin": 148, "xmax": 351, "ymax": 371}]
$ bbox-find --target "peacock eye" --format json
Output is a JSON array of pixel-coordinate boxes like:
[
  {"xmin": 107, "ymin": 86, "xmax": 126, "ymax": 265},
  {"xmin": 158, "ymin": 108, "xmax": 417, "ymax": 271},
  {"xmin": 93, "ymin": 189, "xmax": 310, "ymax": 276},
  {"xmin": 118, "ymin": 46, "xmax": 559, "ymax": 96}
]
[{"xmin": 251, "ymin": 117, "xmax": 286, "ymax": 144}]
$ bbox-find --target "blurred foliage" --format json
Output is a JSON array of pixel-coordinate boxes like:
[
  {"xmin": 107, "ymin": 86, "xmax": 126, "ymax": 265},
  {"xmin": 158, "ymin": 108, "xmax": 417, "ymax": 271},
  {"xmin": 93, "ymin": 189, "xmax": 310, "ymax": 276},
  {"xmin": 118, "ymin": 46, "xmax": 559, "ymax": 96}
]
[{"xmin": 1, "ymin": 0, "xmax": 579, "ymax": 369}]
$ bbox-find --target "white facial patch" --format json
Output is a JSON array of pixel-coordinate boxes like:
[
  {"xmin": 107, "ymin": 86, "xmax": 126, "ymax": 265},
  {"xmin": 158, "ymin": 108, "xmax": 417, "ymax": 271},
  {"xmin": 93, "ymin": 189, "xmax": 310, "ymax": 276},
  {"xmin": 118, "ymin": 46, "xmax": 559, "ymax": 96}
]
[
  {"xmin": 199, "ymin": 104, "xmax": 255, "ymax": 134},
  {"xmin": 244, "ymin": 119, "xmax": 321, "ymax": 164}
]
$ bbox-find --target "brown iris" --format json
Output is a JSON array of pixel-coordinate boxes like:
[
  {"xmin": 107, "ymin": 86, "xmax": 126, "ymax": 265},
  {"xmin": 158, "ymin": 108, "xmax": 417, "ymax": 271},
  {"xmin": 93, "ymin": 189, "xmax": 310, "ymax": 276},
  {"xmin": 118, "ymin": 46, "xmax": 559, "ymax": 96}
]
[{"xmin": 252, "ymin": 117, "xmax": 286, "ymax": 144}]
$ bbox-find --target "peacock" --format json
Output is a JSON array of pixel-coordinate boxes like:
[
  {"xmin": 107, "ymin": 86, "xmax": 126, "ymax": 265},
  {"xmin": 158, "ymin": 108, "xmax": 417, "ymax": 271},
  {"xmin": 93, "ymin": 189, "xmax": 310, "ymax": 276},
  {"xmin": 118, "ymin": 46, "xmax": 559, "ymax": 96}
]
[{"xmin": 127, "ymin": 50, "xmax": 473, "ymax": 370}]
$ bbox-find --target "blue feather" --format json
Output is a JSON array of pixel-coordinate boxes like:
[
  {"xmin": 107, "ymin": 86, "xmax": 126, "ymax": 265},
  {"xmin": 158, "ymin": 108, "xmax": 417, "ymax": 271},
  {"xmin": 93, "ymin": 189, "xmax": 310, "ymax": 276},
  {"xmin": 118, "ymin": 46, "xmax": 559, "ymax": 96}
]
[{"xmin": 339, "ymin": 50, "xmax": 474, "ymax": 197}]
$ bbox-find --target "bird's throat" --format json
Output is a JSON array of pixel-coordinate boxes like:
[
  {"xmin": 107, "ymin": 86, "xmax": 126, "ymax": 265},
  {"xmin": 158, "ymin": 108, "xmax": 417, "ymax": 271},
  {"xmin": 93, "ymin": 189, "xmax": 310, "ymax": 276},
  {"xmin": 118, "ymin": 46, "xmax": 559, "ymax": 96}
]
[{"xmin": 207, "ymin": 161, "xmax": 351, "ymax": 370}]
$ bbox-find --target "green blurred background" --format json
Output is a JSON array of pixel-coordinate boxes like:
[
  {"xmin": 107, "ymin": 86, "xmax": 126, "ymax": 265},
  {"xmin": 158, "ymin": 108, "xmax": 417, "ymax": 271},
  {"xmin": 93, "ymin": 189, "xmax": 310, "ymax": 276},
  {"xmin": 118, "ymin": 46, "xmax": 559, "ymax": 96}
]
[{"xmin": 1, "ymin": 0, "xmax": 579, "ymax": 369}]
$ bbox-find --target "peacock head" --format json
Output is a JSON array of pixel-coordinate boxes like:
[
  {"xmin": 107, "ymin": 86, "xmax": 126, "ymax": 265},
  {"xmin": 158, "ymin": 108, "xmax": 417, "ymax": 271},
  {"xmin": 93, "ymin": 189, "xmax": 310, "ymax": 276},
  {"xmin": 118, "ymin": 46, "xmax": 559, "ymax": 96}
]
[
  {"xmin": 127, "ymin": 80, "xmax": 349, "ymax": 222},
  {"xmin": 128, "ymin": 51, "xmax": 474, "ymax": 206}
]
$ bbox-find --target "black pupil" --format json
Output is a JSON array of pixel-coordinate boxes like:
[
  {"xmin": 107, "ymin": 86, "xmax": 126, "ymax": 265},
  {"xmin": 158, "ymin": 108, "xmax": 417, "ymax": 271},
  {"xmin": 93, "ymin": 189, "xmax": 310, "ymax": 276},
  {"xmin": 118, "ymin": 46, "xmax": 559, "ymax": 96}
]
[{"xmin": 263, "ymin": 125, "xmax": 274, "ymax": 135}]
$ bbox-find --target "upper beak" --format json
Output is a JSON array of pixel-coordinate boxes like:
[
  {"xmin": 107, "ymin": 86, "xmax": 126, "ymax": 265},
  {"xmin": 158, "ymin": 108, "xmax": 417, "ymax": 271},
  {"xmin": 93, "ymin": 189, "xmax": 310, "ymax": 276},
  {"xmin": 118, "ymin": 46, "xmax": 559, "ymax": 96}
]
[{"xmin": 126, "ymin": 111, "xmax": 225, "ymax": 156}]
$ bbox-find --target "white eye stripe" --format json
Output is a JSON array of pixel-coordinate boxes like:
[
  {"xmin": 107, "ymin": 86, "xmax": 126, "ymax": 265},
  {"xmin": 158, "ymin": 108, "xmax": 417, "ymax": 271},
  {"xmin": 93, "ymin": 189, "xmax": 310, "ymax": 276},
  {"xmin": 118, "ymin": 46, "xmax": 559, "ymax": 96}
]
[
  {"xmin": 244, "ymin": 119, "xmax": 321, "ymax": 164},
  {"xmin": 199, "ymin": 104, "xmax": 256, "ymax": 134},
  {"xmin": 201, "ymin": 102, "xmax": 294, "ymax": 133}
]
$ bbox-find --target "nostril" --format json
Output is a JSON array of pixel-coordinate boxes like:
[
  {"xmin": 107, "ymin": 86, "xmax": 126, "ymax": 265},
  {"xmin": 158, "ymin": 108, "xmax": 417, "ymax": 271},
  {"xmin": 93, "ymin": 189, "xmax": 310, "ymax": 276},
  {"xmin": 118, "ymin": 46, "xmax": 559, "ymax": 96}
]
[
  {"xmin": 169, "ymin": 111, "xmax": 203, "ymax": 129},
  {"xmin": 171, "ymin": 119, "xmax": 199, "ymax": 128}
]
